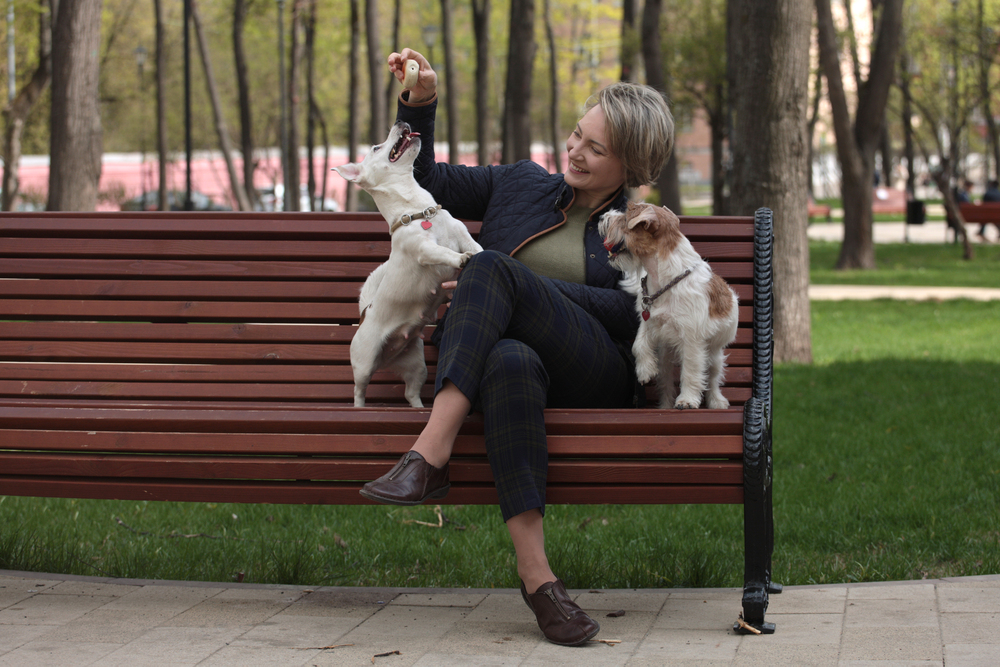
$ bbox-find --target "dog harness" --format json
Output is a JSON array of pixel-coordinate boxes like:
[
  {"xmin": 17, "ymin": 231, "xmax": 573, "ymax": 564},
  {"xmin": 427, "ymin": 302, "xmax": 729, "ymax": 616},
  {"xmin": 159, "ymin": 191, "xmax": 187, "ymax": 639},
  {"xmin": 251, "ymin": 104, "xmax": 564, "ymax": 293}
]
[
  {"xmin": 390, "ymin": 205, "xmax": 443, "ymax": 234},
  {"xmin": 640, "ymin": 269, "xmax": 693, "ymax": 321}
]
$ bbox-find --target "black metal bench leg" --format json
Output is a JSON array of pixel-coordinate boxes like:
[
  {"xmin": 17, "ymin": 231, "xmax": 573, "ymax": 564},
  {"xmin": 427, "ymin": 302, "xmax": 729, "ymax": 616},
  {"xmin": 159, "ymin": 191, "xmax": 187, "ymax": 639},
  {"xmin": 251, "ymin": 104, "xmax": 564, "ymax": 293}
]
[{"xmin": 736, "ymin": 396, "xmax": 778, "ymax": 635}]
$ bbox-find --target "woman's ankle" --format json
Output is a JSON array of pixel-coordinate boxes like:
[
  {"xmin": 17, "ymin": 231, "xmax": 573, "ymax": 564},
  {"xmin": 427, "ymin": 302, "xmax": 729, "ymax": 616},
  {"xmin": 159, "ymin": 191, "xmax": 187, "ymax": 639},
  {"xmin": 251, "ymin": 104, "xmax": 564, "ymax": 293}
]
[{"xmin": 409, "ymin": 443, "xmax": 449, "ymax": 469}]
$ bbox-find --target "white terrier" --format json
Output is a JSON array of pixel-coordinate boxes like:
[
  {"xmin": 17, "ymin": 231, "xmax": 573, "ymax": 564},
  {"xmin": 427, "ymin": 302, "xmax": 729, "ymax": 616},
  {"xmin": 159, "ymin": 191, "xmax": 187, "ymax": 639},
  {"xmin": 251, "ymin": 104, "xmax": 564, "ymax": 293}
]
[
  {"xmin": 334, "ymin": 121, "xmax": 482, "ymax": 407},
  {"xmin": 599, "ymin": 201, "xmax": 738, "ymax": 409}
]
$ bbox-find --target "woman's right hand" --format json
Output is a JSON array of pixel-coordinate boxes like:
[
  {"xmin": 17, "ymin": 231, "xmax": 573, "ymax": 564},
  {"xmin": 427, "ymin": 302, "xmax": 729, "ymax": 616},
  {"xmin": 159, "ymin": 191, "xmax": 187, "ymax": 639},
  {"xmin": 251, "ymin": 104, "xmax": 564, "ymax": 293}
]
[{"xmin": 388, "ymin": 48, "xmax": 437, "ymax": 104}]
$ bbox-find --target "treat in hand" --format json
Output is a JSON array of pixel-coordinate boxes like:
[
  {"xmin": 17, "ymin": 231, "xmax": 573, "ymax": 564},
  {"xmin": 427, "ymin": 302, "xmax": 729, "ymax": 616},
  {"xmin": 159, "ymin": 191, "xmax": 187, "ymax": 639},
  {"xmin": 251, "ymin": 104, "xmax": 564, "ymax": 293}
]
[{"xmin": 402, "ymin": 60, "xmax": 419, "ymax": 89}]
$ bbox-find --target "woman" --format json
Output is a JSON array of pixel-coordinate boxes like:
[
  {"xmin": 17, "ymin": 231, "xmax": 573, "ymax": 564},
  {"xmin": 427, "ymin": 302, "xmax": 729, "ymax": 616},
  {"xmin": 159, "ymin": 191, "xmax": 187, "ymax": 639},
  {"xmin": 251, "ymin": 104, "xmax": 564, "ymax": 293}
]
[{"xmin": 360, "ymin": 47, "xmax": 674, "ymax": 646}]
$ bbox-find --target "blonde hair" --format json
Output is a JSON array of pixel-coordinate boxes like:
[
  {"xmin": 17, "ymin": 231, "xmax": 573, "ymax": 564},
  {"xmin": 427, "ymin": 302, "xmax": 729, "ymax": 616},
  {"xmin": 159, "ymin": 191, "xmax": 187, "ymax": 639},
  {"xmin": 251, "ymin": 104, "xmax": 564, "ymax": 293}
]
[{"xmin": 587, "ymin": 83, "xmax": 675, "ymax": 188}]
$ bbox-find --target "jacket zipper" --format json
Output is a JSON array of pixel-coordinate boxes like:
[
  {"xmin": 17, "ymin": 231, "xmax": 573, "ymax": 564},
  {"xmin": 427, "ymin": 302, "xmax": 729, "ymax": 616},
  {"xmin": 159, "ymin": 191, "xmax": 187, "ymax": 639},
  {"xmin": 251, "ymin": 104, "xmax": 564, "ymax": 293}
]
[{"xmin": 388, "ymin": 452, "xmax": 411, "ymax": 481}]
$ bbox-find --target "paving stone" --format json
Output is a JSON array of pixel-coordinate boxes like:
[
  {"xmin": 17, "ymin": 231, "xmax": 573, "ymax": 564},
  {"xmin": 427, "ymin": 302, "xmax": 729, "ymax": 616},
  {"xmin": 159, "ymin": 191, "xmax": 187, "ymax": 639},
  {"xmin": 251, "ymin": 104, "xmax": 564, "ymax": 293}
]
[
  {"xmin": 95, "ymin": 626, "xmax": 249, "ymax": 667},
  {"xmin": 843, "ymin": 598, "xmax": 940, "ymax": 628},
  {"xmin": 751, "ymin": 586, "xmax": 846, "ymax": 615},
  {"xmin": 41, "ymin": 581, "xmax": 140, "ymax": 598},
  {"xmin": 0, "ymin": 592, "xmax": 114, "ymax": 626},
  {"xmin": 943, "ymin": 643, "xmax": 1000, "ymax": 667},
  {"xmin": 839, "ymin": 627, "xmax": 944, "ymax": 661},
  {"xmin": 937, "ymin": 585, "xmax": 1000, "ymax": 613},
  {"xmin": 227, "ymin": 612, "xmax": 359, "ymax": 649},
  {"xmin": 939, "ymin": 611, "xmax": 1000, "ymax": 644},
  {"xmin": 631, "ymin": 627, "xmax": 741, "ymax": 663},
  {"xmin": 847, "ymin": 582, "xmax": 936, "ymax": 600},
  {"xmin": 0, "ymin": 640, "xmax": 121, "ymax": 666},
  {"xmin": 651, "ymin": 596, "xmax": 743, "ymax": 631},
  {"xmin": 573, "ymin": 590, "xmax": 669, "ymax": 613}
]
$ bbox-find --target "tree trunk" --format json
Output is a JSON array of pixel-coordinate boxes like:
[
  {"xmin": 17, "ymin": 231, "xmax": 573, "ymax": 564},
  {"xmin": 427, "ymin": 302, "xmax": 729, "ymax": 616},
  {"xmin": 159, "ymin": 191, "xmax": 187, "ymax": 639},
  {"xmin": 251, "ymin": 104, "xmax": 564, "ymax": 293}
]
[
  {"xmin": 815, "ymin": 0, "xmax": 903, "ymax": 270},
  {"xmin": 346, "ymin": 0, "xmax": 360, "ymax": 211},
  {"xmin": 3, "ymin": 0, "xmax": 51, "ymax": 212},
  {"xmin": 502, "ymin": 0, "xmax": 535, "ymax": 164},
  {"xmin": 190, "ymin": 0, "xmax": 250, "ymax": 211},
  {"xmin": 806, "ymin": 66, "xmax": 822, "ymax": 199},
  {"xmin": 305, "ymin": 0, "xmax": 317, "ymax": 210},
  {"xmin": 233, "ymin": 0, "xmax": 257, "ymax": 209},
  {"xmin": 48, "ymin": 0, "xmax": 104, "ymax": 211},
  {"xmin": 364, "ymin": 0, "xmax": 385, "ymax": 145},
  {"xmin": 384, "ymin": 0, "xmax": 400, "ymax": 132},
  {"xmin": 979, "ymin": 0, "xmax": 1000, "ymax": 181},
  {"xmin": 641, "ymin": 0, "xmax": 681, "ymax": 211},
  {"xmin": 287, "ymin": 0, "xmax": 303, "ymax": 211},
  {"xmin": 619, "ymin": 0, "xmax": 638, "ymax": 82},
  {"xmin": 440, "ymin": 0, "xmax": 459, "ymax": 164},
  {"xmin": 708, "ymin": 90, "xmax": 727, "ymax": 216},
  {"xmin": 728, "ymin": 0, "xmax": 813, "ymax": 364},
  {"xmin": 154, "ymin": 0, "xmax": 168, "ymax": 210},
  {"xmin": 543, "ymin": 0, "xmax": 560, "ymax": 172},
  {"xmin": 471, "ymin": 0, "xmax": 490, "ymax": 167}
]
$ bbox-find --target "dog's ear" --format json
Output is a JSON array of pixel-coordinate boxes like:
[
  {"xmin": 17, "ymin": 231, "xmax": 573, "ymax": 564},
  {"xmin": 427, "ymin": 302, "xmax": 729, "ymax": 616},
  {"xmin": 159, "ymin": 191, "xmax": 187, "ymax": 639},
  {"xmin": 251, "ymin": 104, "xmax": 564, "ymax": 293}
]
[
  {"xmin": 333, "ymin": 163, "xmax": 362, "ymax": 182},
  {"xmin": 659, "ymin": 205, "xmax": 681, "ymax": 227},
  {"xmin": 627, "ymin": 205, "xmax": 657, "ymax": 230}
]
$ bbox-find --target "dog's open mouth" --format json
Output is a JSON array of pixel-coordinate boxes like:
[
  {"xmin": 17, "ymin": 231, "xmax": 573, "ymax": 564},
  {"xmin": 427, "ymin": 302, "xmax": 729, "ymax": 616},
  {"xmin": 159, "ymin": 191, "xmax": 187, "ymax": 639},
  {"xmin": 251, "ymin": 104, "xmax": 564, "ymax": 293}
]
[
  {"xmin": 603, "ymin": 237, "xmax": 628, "ymax": 259},
  {"xmin": 389, "ymin": 127, "xmax": 420, "ymax": 163}
]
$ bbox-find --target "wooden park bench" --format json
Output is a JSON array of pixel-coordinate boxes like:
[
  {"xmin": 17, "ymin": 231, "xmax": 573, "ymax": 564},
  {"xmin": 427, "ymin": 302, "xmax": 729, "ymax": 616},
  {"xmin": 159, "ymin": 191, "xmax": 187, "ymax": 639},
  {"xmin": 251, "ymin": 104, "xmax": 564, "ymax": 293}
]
[
  {"xmin": 0, "ymin": 208, "xmax": 779, "ymax": 633},
  {"xmin": 959, "ymin": 202, "xmax": 1000, "ymax": 229}
]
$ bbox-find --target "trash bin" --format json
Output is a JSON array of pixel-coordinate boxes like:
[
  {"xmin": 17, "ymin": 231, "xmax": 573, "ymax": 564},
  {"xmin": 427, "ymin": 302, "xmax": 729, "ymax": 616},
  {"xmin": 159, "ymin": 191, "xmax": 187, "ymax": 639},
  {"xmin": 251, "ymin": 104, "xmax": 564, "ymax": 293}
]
[{"xmin": 906, "ymin": 199, "xmax": 925, "ymax": 225}]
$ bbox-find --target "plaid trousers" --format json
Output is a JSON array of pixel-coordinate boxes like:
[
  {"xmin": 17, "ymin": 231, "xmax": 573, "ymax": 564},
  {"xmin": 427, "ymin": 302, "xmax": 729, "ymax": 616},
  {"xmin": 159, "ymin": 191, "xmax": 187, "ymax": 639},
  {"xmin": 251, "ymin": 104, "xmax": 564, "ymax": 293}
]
[{"xmin": 434, "ymin": 251, "xmax": 635, "ymax": 521}]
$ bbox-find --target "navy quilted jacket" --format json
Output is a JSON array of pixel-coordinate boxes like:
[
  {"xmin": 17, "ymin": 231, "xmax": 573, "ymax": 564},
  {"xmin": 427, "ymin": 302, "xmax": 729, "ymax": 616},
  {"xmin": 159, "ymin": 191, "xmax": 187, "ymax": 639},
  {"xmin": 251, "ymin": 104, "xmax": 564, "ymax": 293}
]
[{"xmin": 396, "ymin": 95, "xmax": 639, "ymax": 344}]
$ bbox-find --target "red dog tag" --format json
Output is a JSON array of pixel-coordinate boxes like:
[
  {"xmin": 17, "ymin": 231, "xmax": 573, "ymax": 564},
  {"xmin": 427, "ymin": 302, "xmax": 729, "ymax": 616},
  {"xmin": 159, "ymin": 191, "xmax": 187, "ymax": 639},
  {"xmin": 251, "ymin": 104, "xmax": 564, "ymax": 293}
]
[
  {"xmin": 421, "ymin": 220, "xmax": 432, "ymax": 230},
  {"xmin": 642, "ymin": 310, "xmax": 650, "ymax": 321}
]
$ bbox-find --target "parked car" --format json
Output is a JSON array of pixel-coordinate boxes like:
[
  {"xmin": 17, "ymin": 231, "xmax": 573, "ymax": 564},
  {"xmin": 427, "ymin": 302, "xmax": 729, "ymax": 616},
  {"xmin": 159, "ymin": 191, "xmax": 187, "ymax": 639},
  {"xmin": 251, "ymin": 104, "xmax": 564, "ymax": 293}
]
[{"xmin": 120, "ymin": 190, "xmax": 232, "ymax": 211}]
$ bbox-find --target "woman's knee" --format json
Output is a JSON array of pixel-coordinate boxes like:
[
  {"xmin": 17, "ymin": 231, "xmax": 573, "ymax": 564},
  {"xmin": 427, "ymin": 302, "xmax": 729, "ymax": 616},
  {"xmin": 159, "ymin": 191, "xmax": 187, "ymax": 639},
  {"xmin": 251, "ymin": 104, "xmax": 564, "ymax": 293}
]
[{"xmin": 481, "ymin": 340, "xmax": 549, "ymax": 402}]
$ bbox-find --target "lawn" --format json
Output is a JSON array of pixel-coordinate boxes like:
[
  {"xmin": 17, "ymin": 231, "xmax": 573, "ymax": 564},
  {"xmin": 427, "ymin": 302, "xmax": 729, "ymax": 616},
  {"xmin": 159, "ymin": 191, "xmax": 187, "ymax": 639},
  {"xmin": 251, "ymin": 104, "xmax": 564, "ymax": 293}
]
[
  {"xmin": 811, "ymin": 241, "xmax": 1000, "ymax": 288},
  {"xmin": 2, "ymin": 300, "xmax": 998, "ymax": 590}
]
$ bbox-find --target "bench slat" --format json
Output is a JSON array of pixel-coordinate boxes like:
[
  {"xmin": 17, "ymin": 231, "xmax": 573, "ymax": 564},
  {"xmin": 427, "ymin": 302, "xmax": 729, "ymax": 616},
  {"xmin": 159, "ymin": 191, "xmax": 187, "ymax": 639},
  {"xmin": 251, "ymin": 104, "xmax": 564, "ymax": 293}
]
[
  {"xmin": 0, "ymin": 429, "xmax": 742, "ymax": 457},
  {"xmin": 0, "ymin": 476, "xmax": 743, "ymax": 506},
  {"xmin": 0, "ymin": 452, "xmax": 743, "ymax": 485}
]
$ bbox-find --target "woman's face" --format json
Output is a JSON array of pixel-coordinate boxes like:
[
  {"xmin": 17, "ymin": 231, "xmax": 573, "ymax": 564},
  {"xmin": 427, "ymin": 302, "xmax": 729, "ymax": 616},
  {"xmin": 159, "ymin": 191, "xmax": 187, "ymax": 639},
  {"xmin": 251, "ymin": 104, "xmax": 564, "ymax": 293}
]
[{"xmin": 564, "ymin": 104, "xmax": 626, "ymax": 207}]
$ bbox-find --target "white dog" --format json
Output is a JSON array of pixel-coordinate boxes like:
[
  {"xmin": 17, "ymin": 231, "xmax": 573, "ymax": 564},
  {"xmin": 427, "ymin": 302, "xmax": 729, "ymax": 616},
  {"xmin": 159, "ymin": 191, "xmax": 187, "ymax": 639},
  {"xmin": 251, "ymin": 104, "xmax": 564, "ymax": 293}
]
[
  {"xmin": 599, "ymin": 201, "xmax": 738, "ymax": 410},
  {"xmin": 334, "ymin": 121, "xmax": 482, "ymax": 407}
]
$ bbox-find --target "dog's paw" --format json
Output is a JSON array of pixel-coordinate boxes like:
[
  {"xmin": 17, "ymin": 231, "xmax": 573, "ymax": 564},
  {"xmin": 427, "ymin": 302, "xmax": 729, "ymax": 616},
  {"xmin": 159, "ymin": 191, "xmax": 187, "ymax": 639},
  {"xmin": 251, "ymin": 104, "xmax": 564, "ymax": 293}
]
[
  {"xmin": 705, "ymin": 393, "xmax": 729, "ymax": 410},
  {"xmin": 635, "ymin": 360, "xmax": 657, "ymax": 385},
  {"xmin": 458, "ymin": 251, "xmax": 475, "ymax": 268},
  {"xmin": 673, "ymin": 397, "xmax": 699, "ymax": 410}
]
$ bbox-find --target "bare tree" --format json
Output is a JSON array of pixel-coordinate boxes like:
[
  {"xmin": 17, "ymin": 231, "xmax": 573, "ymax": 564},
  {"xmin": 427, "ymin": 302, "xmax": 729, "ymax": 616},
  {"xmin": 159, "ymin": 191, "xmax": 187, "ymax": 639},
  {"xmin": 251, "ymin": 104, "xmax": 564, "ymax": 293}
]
[
  {"xmin": 3, "ymin": 0, "xmax": 52, "ymax": 211},
  {"xmin": 234, "ymin": 0, "xmax": 258, "ymax": 209},
  {"xmin": 815, "ymin": 0, "xmax": 903, "ymax": 269},
  {"xmin": 471, "ymin": 0, "xmax": 491, "ymax": 166},
  {"xmin": 978, "ymin": 0, "xmax": 1000, "ymax": 181},
  {"xmin": 190, "ymin": 0, "xmax": 251, "ymax": 211},
  {"xmin": 728, "ymin": 0, "xmax": 813, "ymax": 364},
  {"xmin": 287, "ymin": 0, "xmax": 304, "ymax": 210},
  {"xmin": 365, "ymin": 0, "xmax": 385, "ymax": 144},
  {"xmin": 154, "ymin": 0, "xmax": 168, "ymax": 210},
  {"xmin": 440, "ymin": 0, "xmax": 459, "ymax": 164},
  {"xmin": 543, "ymin": 0, "xmax": 560, "ymax": 172},
  {"xmin": 620, "ymin": 0, "xmax": 639, "ymax": 82},
  {"xmin": 641, "ymin": 0, "xmax": 681, "ymax": 211},
  {"xmin": 346, "ymin": 0, "xmax": 360, "ymax": 211},
  {"xmin": 48, "ymin": 0, "xmax": 104, "ymax": 211},
  {"xmin": 502, "ymin": 0, "xmax": 535, "ymax": 163}
]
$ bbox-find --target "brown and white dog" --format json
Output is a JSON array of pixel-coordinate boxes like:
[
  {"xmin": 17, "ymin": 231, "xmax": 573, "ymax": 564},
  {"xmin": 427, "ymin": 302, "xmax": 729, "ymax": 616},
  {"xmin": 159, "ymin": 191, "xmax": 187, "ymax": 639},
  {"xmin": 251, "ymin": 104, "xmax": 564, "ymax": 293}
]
[{"xmin": 599, "ymin": 202, "xmax": 738, "ymax": 409}]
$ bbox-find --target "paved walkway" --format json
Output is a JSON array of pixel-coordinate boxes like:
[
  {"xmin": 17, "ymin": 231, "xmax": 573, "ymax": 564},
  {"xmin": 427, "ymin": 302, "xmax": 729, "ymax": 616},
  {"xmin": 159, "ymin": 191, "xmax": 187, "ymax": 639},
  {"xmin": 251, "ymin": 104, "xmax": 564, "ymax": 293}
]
[{"xmin": 2, "ymin": 569, "xmax": 998, "ymax": 666}]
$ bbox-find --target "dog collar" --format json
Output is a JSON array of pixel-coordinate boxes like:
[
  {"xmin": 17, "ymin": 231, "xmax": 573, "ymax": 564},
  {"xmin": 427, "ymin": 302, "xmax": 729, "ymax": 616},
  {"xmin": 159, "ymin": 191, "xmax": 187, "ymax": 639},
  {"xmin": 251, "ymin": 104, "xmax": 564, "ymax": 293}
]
[
  {"xmin": 390, "ymin": 205, "xmax": 443, "ymax": 234},
  {"xmin": 640, "ymin": 269, "xmax": 693, "ymax": 321}
]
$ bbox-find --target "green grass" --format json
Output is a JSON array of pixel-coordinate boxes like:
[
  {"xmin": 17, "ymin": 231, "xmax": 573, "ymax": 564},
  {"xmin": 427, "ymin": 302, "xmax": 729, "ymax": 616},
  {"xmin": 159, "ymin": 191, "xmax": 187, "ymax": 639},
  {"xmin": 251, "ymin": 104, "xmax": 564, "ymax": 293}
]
[
  {"xmin": 811, "ymin": 241, "xmax": 1000, "ymax": 288},
  {"xmin": 2, "ymin": 300, "xmax": 999, "ymax": 589}
]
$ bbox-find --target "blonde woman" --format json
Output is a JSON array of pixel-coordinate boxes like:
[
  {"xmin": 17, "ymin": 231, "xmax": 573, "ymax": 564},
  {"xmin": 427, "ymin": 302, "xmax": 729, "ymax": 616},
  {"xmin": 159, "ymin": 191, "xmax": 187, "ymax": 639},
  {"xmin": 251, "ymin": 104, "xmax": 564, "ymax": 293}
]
[{"xmin": 361, "ymin": 48, "xmax": 675, "ymax": 646}]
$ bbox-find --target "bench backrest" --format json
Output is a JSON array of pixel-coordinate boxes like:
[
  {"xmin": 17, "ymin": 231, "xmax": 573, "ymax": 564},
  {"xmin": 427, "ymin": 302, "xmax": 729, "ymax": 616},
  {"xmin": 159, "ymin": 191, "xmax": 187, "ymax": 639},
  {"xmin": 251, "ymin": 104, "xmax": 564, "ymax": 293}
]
[
  {"xmin": 959, "ymin": 202, "xmax": 1000, "ymax": 223},
  {"xmin": 0, "ymin": 211, "xmax": 757, "ymax": 409}
]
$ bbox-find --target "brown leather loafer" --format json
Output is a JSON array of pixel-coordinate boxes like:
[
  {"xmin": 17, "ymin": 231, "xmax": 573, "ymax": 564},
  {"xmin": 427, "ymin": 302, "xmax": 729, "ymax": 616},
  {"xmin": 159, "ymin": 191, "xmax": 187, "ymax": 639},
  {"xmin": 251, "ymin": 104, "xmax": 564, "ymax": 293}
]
[
  {"xmin": 359, "ymin": 450, "xmax": 450, "ymax": 505},
  {"xmin": 521, "ymin": 579, "xmax": 600, "ymax": 646}
]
